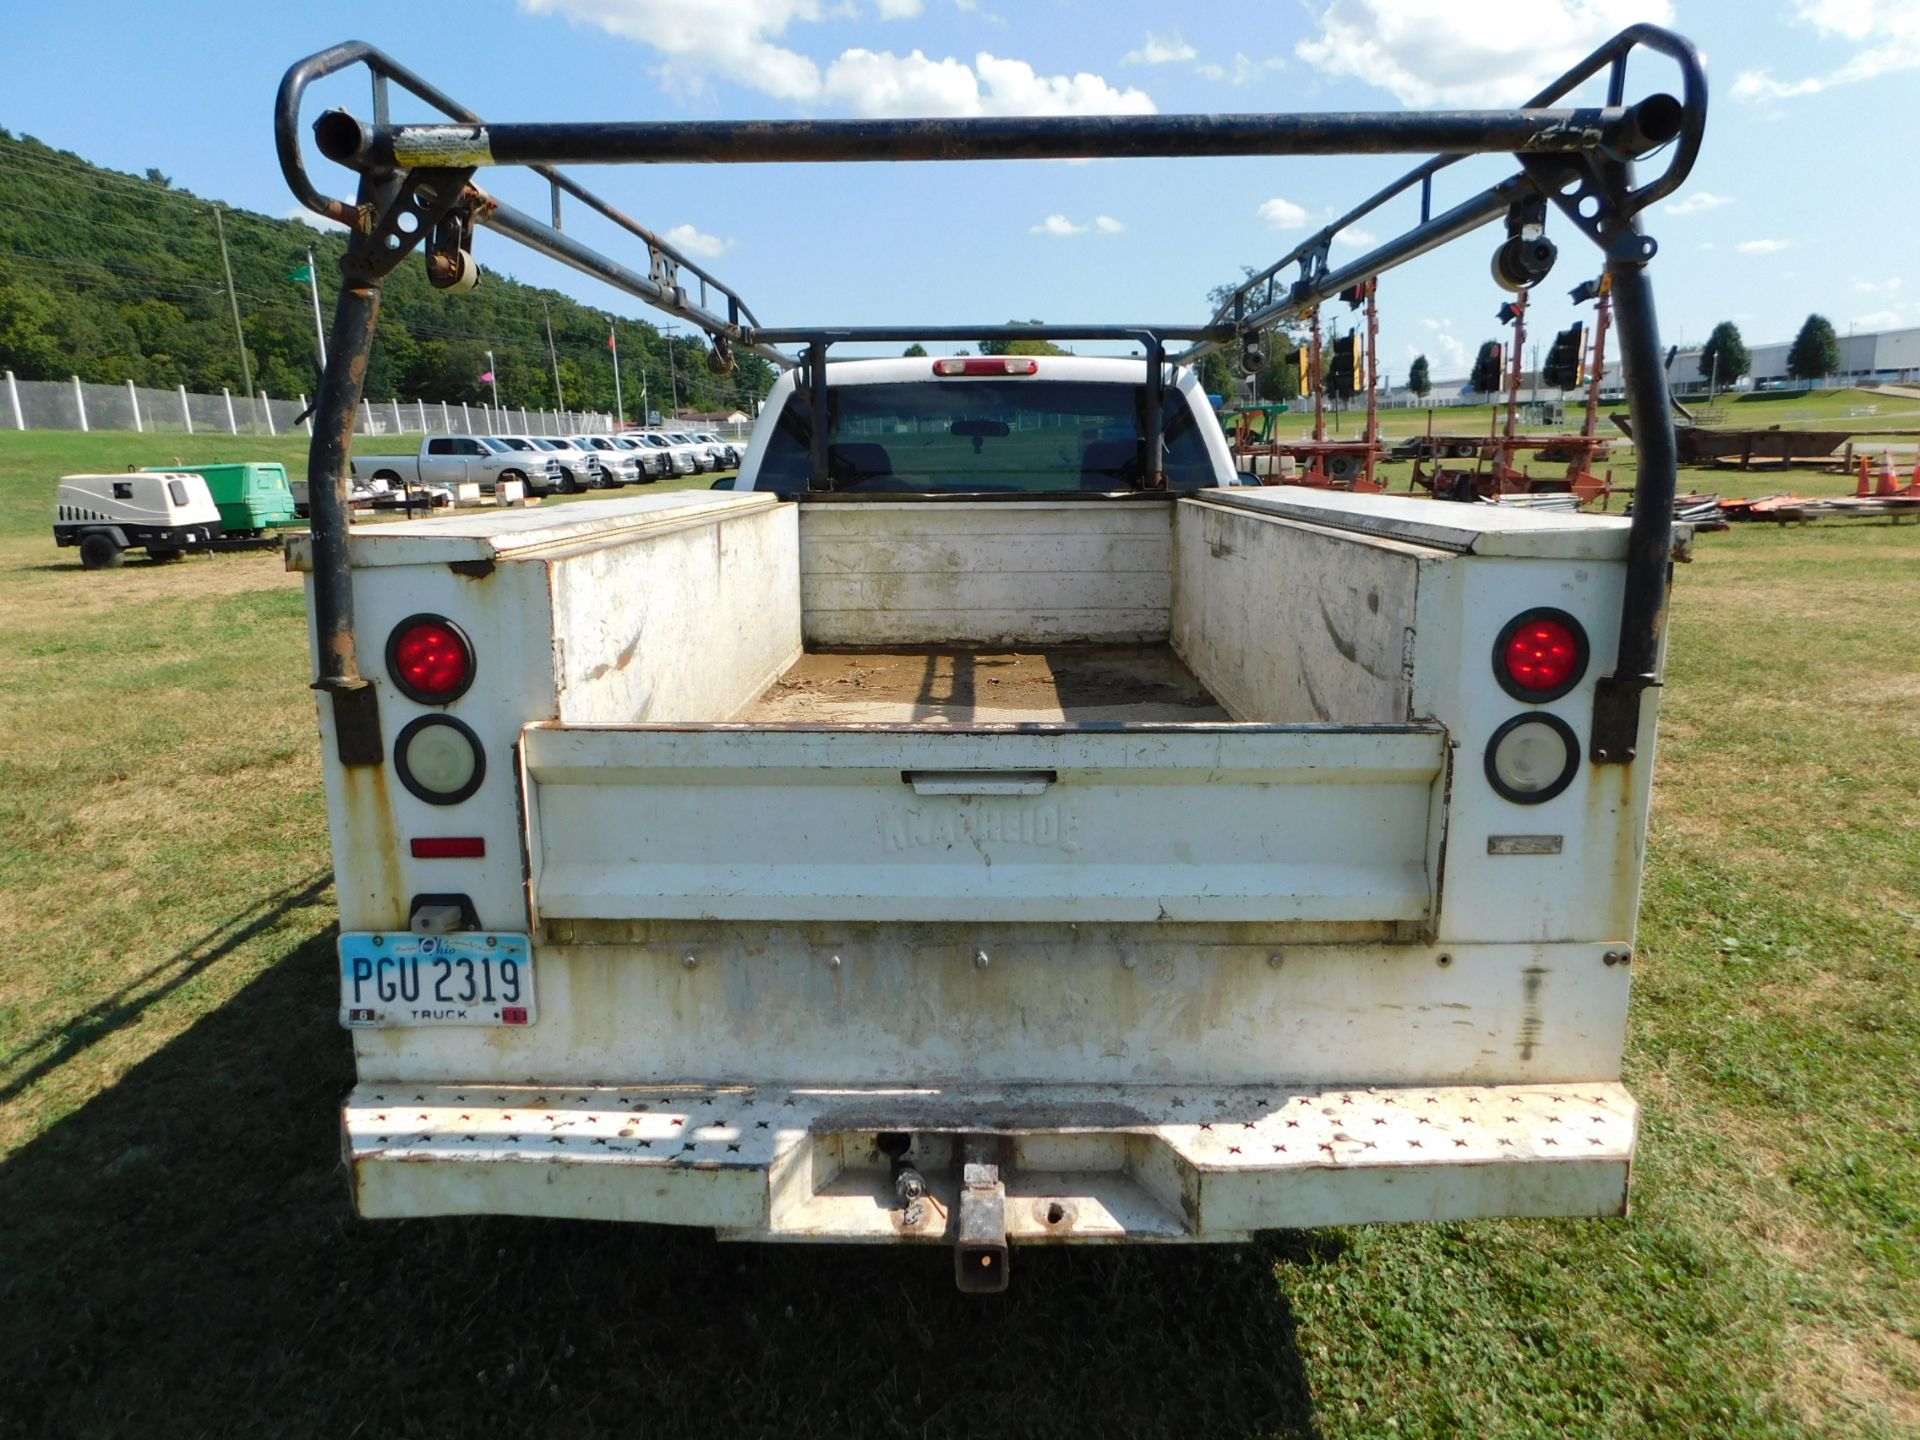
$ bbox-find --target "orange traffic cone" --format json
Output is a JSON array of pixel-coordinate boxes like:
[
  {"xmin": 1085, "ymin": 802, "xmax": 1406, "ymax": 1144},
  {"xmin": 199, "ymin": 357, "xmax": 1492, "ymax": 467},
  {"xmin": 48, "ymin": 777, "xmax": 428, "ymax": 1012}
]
[
  {"xmin": 1909, "ymin": 453, "xmax": 1920, "ymax": 496},
  {"xmin": 1855, "ymin": 455, "xmax": 1872, "ymax": 496},
  {"xmin": 1876, "ymin": 451, "xmax": 1900, "ymax": 497}
]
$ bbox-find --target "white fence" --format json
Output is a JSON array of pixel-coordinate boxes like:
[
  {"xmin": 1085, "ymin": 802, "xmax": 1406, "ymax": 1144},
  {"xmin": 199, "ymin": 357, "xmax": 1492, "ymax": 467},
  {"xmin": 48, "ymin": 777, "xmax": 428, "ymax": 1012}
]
[{"xmin": 3, "ymin": 372, "xmax": 617, "ymax": 439}]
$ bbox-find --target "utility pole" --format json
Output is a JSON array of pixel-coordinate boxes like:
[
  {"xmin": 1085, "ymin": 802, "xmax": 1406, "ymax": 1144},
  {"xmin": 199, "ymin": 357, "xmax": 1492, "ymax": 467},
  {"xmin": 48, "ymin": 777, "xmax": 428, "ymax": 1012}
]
[
  {"xmin": 305, "ymin": 246, "xmax": 328, "ymax": 373},
  {"xmin": 212, "ymin": 205, "xmax": 255, "ymax": 426},
  {"xmin": 542, "ymin": 299, "xmax": 564, "ymax": 411},
  {"xmin": 608, "ymin": 317, "xmax": 624, "ymax": 428},
  {"xmin": 664, "ymin": 325, "xmax": 681, "ymax": 421}
]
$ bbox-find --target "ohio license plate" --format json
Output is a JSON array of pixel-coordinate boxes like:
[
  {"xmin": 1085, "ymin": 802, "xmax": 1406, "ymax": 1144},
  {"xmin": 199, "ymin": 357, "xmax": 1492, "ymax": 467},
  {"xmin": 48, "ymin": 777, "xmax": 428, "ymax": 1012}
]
[{"xmin": 338, "ymin": 932, "xmax": 535, "ymax": 1028}]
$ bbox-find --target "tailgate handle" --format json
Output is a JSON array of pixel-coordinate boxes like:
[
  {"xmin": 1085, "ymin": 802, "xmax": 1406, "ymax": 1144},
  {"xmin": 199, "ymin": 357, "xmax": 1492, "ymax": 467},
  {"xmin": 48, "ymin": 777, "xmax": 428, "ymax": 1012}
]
[{"xmin": 903, "ymin": 770, "xmax": 1056, "ymax": 797}]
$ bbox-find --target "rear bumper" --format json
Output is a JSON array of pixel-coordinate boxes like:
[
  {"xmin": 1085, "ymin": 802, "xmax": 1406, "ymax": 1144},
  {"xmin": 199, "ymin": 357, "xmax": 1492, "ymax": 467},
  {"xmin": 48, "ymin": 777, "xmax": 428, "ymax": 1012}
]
[{"xmin": 344, "ymin": 1080, "xmax": 1635, "ymax": 1242}]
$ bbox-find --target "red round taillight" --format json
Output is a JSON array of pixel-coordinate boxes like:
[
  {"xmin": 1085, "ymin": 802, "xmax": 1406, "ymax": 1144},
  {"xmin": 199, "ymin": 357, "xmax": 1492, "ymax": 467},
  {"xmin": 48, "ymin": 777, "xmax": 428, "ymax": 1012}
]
[
  {"xmin": 386, "ymin": 614, "xmax": 474, "ymax": 705},
  {"xmin": 1493, "ymin": 609, "xmax": 1587, "ymax": 702}
]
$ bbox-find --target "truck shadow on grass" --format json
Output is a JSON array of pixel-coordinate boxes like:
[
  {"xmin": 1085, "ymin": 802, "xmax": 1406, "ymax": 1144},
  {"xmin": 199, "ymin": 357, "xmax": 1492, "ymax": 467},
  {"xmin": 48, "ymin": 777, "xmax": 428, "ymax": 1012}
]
[
  {"xmin": 0, "ymin": 872, "xmax": 334, "ymax": 1109},
  {"xmin": 1, "ymin": 928, "xmax": 1327, "ymax": 1440}
]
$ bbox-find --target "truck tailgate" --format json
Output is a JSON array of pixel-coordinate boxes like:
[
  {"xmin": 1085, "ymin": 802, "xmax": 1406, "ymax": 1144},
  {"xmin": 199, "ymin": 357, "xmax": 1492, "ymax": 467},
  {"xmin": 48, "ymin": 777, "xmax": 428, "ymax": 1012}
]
[{"xmin": 523, "ymin": 725, "xmax": 1446, "ymax": 924}]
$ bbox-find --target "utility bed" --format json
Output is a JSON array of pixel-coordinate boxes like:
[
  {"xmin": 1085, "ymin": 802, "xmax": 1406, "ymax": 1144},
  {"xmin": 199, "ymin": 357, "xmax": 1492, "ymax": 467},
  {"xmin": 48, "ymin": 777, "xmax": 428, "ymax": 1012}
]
[{"xmin": 280, "ymin": 22, "xmax": 1700, "ymax": 1287}]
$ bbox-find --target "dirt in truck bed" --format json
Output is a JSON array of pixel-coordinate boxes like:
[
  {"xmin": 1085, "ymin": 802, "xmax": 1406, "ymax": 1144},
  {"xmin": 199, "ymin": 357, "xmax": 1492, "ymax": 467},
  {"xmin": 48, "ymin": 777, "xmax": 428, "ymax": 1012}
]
[{"xmin": 743, "ymin": 644, "xmax": 1233, "ymax": 725}]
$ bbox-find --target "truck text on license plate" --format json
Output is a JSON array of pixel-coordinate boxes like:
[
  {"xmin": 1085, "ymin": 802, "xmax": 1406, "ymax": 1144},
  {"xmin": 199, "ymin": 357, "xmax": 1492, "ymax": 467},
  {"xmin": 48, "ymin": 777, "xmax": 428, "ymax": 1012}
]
[{"xmin": 337, "ymin": 933, "xmax": 535, "ymax": 1028}]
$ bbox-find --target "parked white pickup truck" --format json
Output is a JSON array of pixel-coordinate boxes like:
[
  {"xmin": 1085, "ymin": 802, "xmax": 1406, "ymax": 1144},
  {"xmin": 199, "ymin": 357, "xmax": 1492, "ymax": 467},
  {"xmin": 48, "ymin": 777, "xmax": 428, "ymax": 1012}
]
[
  {"xmin": 352, "ymin": 434, "xmax": 564, "ymax": 496},
  {"xmin": 278, "ymin": 22, "xmax": 1702, "ymax": 1289}
]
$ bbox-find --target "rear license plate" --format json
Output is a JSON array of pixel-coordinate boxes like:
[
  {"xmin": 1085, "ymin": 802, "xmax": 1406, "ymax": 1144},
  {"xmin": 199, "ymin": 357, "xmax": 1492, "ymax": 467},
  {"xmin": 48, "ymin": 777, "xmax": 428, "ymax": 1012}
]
[{"xmin": 338, "ymin": 932, "xmax": 535, "ymax": 1028}]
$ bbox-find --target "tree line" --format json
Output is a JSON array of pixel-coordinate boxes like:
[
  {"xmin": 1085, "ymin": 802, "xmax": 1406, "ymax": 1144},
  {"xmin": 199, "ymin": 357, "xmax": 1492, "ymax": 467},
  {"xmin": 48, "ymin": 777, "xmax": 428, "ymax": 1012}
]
[{"xmin": 0, "ymin": 128, "xmax": 774, "ymax": 418}]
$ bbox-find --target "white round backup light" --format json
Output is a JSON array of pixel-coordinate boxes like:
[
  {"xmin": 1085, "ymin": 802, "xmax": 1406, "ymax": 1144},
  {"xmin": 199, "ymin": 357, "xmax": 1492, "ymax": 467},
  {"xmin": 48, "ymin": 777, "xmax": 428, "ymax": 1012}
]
[
  {"xmin": 395, "ymin": 716, "xmax": 485, "ymax": 805},
  {"xmin": 1484, "ymin": 713, "xmax": 1579, "ymax": 805}
]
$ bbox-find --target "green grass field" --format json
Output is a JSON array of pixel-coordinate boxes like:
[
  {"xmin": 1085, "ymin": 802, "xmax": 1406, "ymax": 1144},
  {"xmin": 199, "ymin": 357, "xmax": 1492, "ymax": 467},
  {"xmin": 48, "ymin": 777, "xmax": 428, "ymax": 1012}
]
[{"xmin": 1, "ymin": 431, "xmax": 1915, "ymax": 1438}]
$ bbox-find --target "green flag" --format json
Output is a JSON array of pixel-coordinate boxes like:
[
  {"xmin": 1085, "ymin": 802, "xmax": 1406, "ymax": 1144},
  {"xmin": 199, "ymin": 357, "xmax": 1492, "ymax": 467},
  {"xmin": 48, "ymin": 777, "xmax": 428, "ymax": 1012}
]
[{"xmin": 284, "ymin": 262, "xmax": 313, "ymax": 284}]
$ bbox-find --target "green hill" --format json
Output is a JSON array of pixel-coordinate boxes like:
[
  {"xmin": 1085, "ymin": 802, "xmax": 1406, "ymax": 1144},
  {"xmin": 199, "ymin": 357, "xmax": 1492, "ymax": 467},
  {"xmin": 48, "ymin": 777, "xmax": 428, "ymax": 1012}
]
[{"xmin": 0, "ymin": 128, "xmax": 773, "ymax": 418}]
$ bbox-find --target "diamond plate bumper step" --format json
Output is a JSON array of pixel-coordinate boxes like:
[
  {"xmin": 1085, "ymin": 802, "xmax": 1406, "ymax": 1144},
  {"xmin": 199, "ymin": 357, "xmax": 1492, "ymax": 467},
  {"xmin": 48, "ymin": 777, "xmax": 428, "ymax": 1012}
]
[{"xmin": 344, "ymin": 1081, "xmax": 1636, "ymax": 1242}]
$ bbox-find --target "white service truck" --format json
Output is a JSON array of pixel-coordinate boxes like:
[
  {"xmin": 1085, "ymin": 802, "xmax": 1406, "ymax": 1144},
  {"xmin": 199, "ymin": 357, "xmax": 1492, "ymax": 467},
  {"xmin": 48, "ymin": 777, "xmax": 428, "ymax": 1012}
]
[{"xmin": 278, "ymin": 26, "xmax": 1704, "ymax": 1289}]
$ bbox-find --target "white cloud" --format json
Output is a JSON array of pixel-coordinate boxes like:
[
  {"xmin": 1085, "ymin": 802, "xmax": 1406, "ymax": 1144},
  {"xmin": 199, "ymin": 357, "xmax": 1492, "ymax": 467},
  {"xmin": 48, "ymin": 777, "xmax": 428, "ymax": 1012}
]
[
  {"xmin": 1852, "ymin": 277, "xmax": 1903, "ymax": 295},
  {"xmin": 521, "ymin": 0, "xmax": 826, "ymax": 100},
  {"xmin": 875, "ymin": 0, "xmax": 922, "ymax": 16},
  {"xmin": 1031, "ymin": 213, "xmax": 1087, "ymax": 236},
  {"xmin": 1334, "ymin": 225, "xmax": 1378, "ymax": 248},
  {"xmin": 971, "ymin": 53, "xmax": 1155, "ymax": 114},
  {"xmin": 1736, "ymin": 238, "xmax": 1793, "ymax": 254},
  {"xmin": 820, "ymin": 49, "xmax": 981, "ymax": 113},
  {"xmin": 1406, "ymin": 322, "xmax": 1467, "ymax": 377},
  {"xmin": 664, "ymin": 223, "xmax": 732, "ymax": 258},
  {"xmin": 1663, "ymin": 190, "xmax": 1734, "ymax": 216},
  {"xmin": 1123, "ymin": 33, "xmax": 1196, "ymax": 65},
  {"xmin": 1294, "ymin": 0, "xmax": 1672, "ymax": 106},
  {"xmin": 1197, "ymin": 52, "xmax": 1285, "ymax": 84},
  {"xmin": 815, "ymin": 48, "xmax": 1156, "ymax": 115},
  {"xmin": 1426, "ymin": 333, "xmax": 1468, "ymax": 375},
  {"xmin": 1851, "ymin": 308, "xmax": 1904, "ymax": 330},
  {"xmin": 1733, "ymin": 0, "xmax": 1920, "ymax": 99},
  {"xmin": 1030, "ymin": 213, "xmax": 1124, "ymax": 237},
  {"xmin": 283, "ymin": 206, "xmax": 347, "ymax": 233},
  {"xmin": 519, "ymin": 1, "xmax": 1152, "ymax": 115},
  {"xmin": 1257, "ymin": 197, "xmax": 1311, "ymax": 229}
]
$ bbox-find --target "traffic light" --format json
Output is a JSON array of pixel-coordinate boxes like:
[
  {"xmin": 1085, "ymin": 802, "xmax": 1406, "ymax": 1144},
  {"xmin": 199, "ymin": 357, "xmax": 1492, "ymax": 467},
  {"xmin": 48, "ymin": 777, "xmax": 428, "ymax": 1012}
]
[
  {"xmin": 1339, "ymin": 282, "xmax": 1368, "ymax": 309},
  {"xmin": 1497, "ymin": 300, "xmax": 1522, "ymax": 326},
  {"xmin": 1295, "ymin": 346, "xmax": 1311, "ymax": 396},
  {"xmin": 1326, "ymin": 330, "xmax": 1362, "ymax": 399},
  {"xmin": 1541, "ymin": 321, "xmax": 1586, "ymax": 390}
]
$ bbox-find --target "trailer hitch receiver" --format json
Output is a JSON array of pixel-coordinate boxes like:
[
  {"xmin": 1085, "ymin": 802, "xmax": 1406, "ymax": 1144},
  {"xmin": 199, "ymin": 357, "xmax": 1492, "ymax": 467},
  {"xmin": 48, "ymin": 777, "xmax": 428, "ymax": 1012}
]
[{"xmin": 955, "ymin": 1135, "xmax": 1009, "ymax": 1294}]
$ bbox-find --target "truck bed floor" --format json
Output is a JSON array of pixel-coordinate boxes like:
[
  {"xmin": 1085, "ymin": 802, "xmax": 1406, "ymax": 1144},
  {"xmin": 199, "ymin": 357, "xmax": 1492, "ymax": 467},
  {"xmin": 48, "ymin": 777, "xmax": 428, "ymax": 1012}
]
[{"xmin": 742, "ymin": 644, "xmax": 1232, "ymax": 726}]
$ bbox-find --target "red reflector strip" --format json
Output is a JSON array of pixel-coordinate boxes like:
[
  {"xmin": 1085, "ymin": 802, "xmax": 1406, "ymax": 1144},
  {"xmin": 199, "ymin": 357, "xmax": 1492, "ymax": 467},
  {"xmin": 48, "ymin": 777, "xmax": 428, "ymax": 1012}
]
[
  {"xmin": 932, "ymin": 357, "xmax": 1040, "ymax": 377},
  {"xmin": 410, "ymin": 836, "xmax": 486, "ymax": 859},
  {"xmin": 501, "ymin": 1006, "xmax": 529, "ymax": 1026}
]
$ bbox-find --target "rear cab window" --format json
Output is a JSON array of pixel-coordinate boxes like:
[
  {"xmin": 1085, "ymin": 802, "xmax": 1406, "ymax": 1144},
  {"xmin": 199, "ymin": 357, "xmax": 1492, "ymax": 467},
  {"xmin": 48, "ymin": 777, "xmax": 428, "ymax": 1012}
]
[
  {"xmin": 166, "ymin": 479, "xmax": 190, "ymax": 506},
  {"xmin": 753, "ymin": 378, "xmax": 1218, "ymax": 495}
]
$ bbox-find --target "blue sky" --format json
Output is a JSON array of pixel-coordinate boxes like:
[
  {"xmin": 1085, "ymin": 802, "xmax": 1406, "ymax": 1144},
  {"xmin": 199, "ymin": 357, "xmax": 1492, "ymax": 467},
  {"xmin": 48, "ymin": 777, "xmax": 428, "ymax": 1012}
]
[{"xmin": 3, "ymin": 0, "xmax": 1914, "ymax": 379}]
